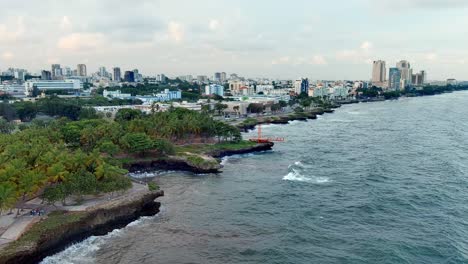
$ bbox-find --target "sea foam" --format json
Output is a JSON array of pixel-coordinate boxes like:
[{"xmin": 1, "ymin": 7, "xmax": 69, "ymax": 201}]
[{"xmin": 282, "ymin": 169, "xmax": 330, "ymax": 184}]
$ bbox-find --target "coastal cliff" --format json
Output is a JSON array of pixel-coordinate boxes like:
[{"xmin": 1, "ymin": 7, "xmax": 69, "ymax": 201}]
[
  {"xmin": 125, "ymin": 142, "xmax": 274, "ymax": 173},
  {"xmin": 0, "ymin": 191, "xmax": 164, "ymax": 264}
]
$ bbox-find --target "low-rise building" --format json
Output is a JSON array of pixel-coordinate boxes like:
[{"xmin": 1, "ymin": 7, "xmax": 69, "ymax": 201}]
[{"xmin": 24, "ymin": 79, "xmax": 82, "ymax": 96}]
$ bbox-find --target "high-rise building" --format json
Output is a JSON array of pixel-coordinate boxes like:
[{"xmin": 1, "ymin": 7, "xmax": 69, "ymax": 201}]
[
  {"xmin": 51, "ymin": 64, "xmax": 61, "ymax": 79},
  {"xmin": 220, "ymin": 72, "xmax": 227, "ymax": 83},
  {"xmin": 113, "ymin": 67, "xmax": 121, "ymax": 82},
  {"xmin": 294, "ymin": 78, "xmax": 309, "ymax": 95},
  {"xmin": 124, "ymin": 71, "xmax": 135, "ymax": 82},
  {"xmin": 372, "ymin": 60, "xmax": 386, "ymax": 87},
  {"xmin": 388, "ymin": 68, "xmax": 401, "ymax": 91},
  {"xmin": 63, "ymin": 67, "xmax": 72, "ymax": 77},
  {"xmin": 205, "ymin": 84, "xmax": 224, "ymax": 97},
  {"xmin": 412, "ymin": 70, "xmax": 427, "ymax": 86},
  {"xmin": 99, "ymin": 67, "xmax": 108, "ymax": 78},
  {"xmin": 396, "ymin": 60, "xmax": 412, "ymax": 88},
  {"xmin": 77, "ymin": 64, "xmax": 87, "ymax": 76},
  {"xmin": 197, "ymin": 75, "xmax": 208, "ymax": 84},
  {"xmin": 214, "ymin": 72, "xmax": 221, "ymax": 82},
  {"xmin": 41, "ymin": 70, "xmax": 52, "ymax": 80}
]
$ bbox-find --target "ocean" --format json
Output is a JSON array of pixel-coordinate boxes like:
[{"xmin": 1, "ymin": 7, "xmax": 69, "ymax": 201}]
[{"xmin": 42, "ymin": 91, "xmax": 468, "ymax": 264}]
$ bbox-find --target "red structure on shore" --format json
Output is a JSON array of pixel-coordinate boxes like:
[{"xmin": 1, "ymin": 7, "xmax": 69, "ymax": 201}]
[{"xmin": 249, "ymin": 124, "xmax": 285, "ymax": 143}]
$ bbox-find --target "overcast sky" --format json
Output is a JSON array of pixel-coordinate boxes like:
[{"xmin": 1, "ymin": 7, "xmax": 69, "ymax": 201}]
[{"xmin": 1, "ymin": 0, "xmax": 467, "ymax": 80}]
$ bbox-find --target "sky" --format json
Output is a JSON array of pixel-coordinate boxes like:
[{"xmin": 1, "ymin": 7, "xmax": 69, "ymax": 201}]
[{"xmin": 0, "ymin": 0, "xmax": 468, "ymax": 80}]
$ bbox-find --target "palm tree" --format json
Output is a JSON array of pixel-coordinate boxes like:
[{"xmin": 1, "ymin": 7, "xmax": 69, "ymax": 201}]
[{"xmin": 0, "ymin": 183, "xmax": 17, "ymax": 215}]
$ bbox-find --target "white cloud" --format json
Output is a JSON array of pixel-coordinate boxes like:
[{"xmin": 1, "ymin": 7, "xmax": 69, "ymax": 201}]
[
  {"xmin": 373, "ymin": 0, "xmax": 468, "ymax": 10},
  {"xmin": 0, "ymin": 16, "xmax": 25, "ymax": 43},
  {"xmin": 209, "ymin": 19, "xmax": 220, "ymax": 31},
  {"xmin": 59, "ymin": 16, "xmax": 72, "ymax": 31},
  {"xmin": 271, "ymin": 56, "xmax": 291, "ymax": 65},
  {"xmin": 2, "ymin": 52, "xmax": 14, "ymax": 60},
  {"xmin": 310, "ymin": 55, "xmax": 327, "ymax": 65},
  {"xmin": 425, "ymin": 53, "xmax": 438, "ymax": 61},
  {"xmin": 168, "ymin": 21, "xmax": 184, "ymax": 43},
  {"xmin": 360, "ymin": 41, "xmax": 373, "ymax": 51},
  {"xmin": 57, "ymin": 33, "xmax": 106, "ymax": 52}
]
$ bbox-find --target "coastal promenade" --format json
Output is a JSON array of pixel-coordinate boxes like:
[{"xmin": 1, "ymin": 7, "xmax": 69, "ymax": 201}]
[{"xmin": 0, "ymin": 182, "xmax": 149, "ymax": 249}]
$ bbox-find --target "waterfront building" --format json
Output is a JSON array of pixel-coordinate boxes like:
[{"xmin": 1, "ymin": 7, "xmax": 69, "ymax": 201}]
[
  {"xmin": 24, "ymin": 79, "xmax": 82, "ymax": 96},
  {"xmin": 396, "ymin": 60, "xmax": 413, "ymax": 86},
  {"xmin": 77, "ymin": 64, "xmax": 87, "ymax": 77},
  {"xmin": 446, "ymin": 78, "xmax": 457, "ymax": 86},
  {"xmin": 113, "ymin": 67, "xmax": 121, "ymax": 82},
  {"xmin": 388, "ymin": 68, "xmax": 402, "ymax": 91},
  {"xmin": 412, "ymin": 71, "xmax": 427, "ymax": 86},
  {"xmin": 372, "ymin": 60, "xmax": 386, "ymax": 87},
  {"xmin": 124, "ymin": 71, "xmax": 135, "ymax": 82},
  {"xmin": 294, "ymin": 78, "xmax": 309, "ymax": 95},
  {"xmin": 205, "ymin": 84, "xmax": 224, "ymax": 97}
]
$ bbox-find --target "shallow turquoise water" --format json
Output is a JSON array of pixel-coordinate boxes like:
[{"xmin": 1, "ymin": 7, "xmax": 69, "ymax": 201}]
[{"xmin": 43, "ymin": 91, "xmax": 468, "ymax": 264}]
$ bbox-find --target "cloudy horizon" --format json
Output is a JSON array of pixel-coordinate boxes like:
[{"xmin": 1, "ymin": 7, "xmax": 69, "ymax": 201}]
[{"xmin": 1, "ymin": 0, "xmax": 468, "ymax": 80}]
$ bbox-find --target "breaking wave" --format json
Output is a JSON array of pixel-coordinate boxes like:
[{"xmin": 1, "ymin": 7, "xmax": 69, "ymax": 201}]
[{"xmin": 284, "ymin": 161, "xmax": 330, "ymax": 184}]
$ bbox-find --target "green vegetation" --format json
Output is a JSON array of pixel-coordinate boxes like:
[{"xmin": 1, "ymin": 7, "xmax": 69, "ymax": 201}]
[
  {"xmin": 357, "ymin": 84, "xmax": 468, "ymax": 99},
  {"xmin": 148, "ymin": 182, "xmax": 159, "ymax": 191},
  {"xmin": 0, "ymin": 96, "xmax": 142, "ymax": 122},
  {"xmin": 175, "ymin": 140, "xmax": 257, "ymax": 155},
  {"xmin": 240, "ymin": 118, "xmax": 259, "ymax": 128},
  {"xmin": 0, "ymin": 102, "xmax": 244, "ymax": 213},
  {"xmin": 0, "ymin": 211, "xmax": 87, "ymax": 255}
]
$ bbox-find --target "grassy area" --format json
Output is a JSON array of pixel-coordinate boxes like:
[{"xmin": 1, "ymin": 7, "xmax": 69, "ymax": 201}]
[
  {"xmin": 175, "ymin": 141, "xmax": 257, "ymax": 155},
  {"xmin": 240, "ymin": 118, "xmax": 258, "ymax": 127},
  {"xmin": 1, "ymin": 211, "xmax": 87, "ymax": 256}
]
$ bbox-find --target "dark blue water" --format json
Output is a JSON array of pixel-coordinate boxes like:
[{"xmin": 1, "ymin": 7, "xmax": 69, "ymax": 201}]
[{"xmin": 43, "ymin": 91, "xmax": 468, "ymax": 264}]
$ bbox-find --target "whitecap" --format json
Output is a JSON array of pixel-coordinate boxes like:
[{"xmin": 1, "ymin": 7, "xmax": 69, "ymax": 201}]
[
  {"xmin": 294, "ymin": 161, "xmax": 304, "ymax": 167},
  {"xmin": 40, "ymin": 228, "xmax": 124, "ymax": 264},
  {"xmin": 220, "ymin": 156, "xmax": 230, "ymax": 166},
  {"xmin": 282, "ymin": 169, "xmax": 330, "ymax": 184},
  {"xmin": 40, "ymin": 210, "xmax": 164, "ymax": 264}
]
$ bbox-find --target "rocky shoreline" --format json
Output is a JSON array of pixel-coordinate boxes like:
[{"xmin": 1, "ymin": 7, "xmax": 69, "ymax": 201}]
[
  {"xmin": 125, "ymin": 142, "xmax": 275, "ymax": 174},
  {"xmin": 0, "ymin": 191, "xmax": 164, "ymax": 264},
  {"xmin": 237, "ymin": 106, "xmax": 338, "ymax": 132}
]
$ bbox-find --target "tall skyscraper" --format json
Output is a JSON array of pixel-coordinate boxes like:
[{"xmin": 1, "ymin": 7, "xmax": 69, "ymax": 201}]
[
  {"xmin": 113, "ymin": 67, "xmax": 121, "ymax": 82},
  {"xmin": 411, "ymin": 70, "xmax": 427, "ymax": 86},
  {"xmin": 396, "ymin": 60, "xmax": 412, "ymax": 88},
  {"xmin": 99, "ymin": 67, "xmax": 108, "ymax": 78},
  {"xmin": 372, "ymin": 60, "xmax": 386, "ymax": 87},
  {"xmin": 220, "ymin": 72, "xmax": 227, "ymax": 83},
  {"xmin": 214, "ymin": 72, "xmax": 221, "ymax": 82},
  {"xmin": 388, "ymin": 68, "xmax": 401, "ymax": 91},
  {"xmin": 77, "ymin": 64, "xmax": 87, "ymax": 76},
  {"xmin": 51, "ymin": 64, "xmax": 61, "ymax": 79},
  {"xmin": 124, "ymin": 71, "xmax": 135, "ymax": 82}
]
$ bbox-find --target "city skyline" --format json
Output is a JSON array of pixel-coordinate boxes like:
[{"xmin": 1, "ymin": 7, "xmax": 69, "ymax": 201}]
[{"xmin": 1, "ymin": 0, "xmax": 468, "ymax": 80}]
